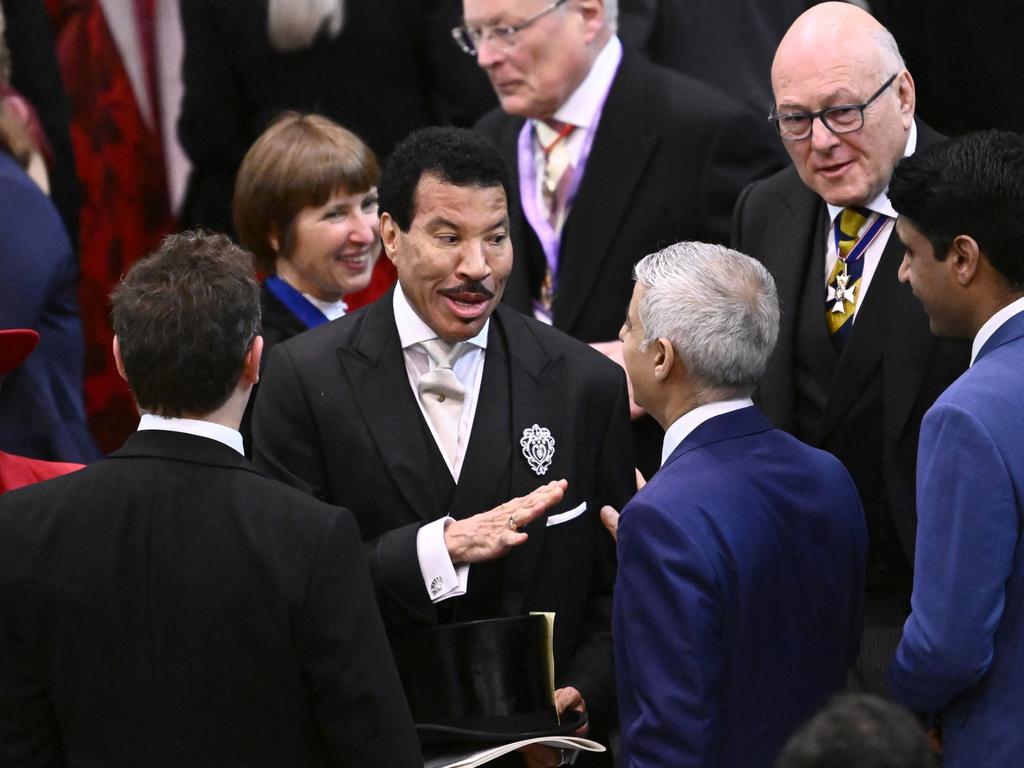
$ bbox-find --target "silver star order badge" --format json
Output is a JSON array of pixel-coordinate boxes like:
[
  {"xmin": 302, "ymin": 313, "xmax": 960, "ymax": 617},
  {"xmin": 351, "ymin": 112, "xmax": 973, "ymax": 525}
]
[
  {"xmin": 520, "ymin": 424, "xmax": 555, "ymax": 476},
  {"xmin": 828, "ymin": 271, "xmax": 857, "ymax": 313}
]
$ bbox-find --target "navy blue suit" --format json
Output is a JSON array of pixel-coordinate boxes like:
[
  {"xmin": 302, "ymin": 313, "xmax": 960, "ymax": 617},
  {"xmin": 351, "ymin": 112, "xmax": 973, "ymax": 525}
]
[
  {"xmin": 614, "ymin": 406, "xmax": 866, "ymax": 768},
  {"xmin": 889, "ymin": 309, "xmax": 1024, "ymax": 766},
  {"xmin": 0, "ymin": 152, "xmax": 98, "ymax": 463}
]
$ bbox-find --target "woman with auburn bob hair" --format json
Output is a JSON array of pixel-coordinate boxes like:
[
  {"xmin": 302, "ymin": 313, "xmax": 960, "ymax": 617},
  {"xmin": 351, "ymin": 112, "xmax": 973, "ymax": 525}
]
[{"xmin": 233, "ymin": 112, "xmax": 390, "ymax": 364}]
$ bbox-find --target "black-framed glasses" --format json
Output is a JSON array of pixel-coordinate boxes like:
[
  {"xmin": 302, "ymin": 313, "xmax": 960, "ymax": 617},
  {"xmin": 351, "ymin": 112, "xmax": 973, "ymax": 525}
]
[
  {"xmin": 768, "ymin": 73, "xmax": 899, "ymax": 141},
  {"xmin": 452, "ymin": 0, "xmax": 569, "ymax": 56}
]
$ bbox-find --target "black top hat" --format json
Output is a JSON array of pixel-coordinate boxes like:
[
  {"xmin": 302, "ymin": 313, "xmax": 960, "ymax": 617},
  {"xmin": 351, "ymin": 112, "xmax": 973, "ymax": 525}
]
[{"xmin": 390, "ymin": 614, "xmax": 587, "ymax": 745}]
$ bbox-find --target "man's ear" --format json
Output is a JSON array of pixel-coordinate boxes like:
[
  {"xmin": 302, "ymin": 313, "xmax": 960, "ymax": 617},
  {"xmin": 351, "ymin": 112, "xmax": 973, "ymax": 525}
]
[
  {"xmin": 380, "ymin": 213, "xmax": 399, "ymax": 264},
  {"xmin": 113, "ymin": 336, "xmax": 128, "ymax": 382},
  {"xmin": 243, "ymin": 335, "xmax": 264, "ymax": 386},
  {"xmin": 949, "ymin": 234, "xmax": 981, "ymax": 287},
  {"xmin": 653, "ymin": 338, "xmax": 675, "ymax": 382}
]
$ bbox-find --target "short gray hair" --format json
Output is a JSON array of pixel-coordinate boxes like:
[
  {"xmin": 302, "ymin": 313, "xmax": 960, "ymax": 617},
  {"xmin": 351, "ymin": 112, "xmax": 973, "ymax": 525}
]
[
  {"xmin": 872, "ymin": 26, "xmax": 906, "ymax": 77},
  {"xmin": 633, "ymin": 242, "xmax": 780, "ymax": 398}
]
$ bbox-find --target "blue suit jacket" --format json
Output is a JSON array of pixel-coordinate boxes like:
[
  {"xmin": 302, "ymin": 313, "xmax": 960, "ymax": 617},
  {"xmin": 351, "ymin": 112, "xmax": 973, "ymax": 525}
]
[
  {"xmin": 0, "ymin": 152, "xmax": 98, "ymax": 463},
  {"xmin": 888, "ymin": 309, "xmax": 1024, "ymax": 766},
  {"xmin": 614, "ymin": 406, "xmax": 867, "ymax": 768}
]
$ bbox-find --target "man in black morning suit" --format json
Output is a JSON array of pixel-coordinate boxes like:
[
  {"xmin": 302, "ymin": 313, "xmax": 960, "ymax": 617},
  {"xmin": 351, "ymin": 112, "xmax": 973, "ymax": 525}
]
[
  {"xmin": 464, "ymin": 0, "xmax": 784, "ymax": 474},
  {"xmin": 253, "ymin": 128, "xmax": 633, "ymax": 767},
  {"xmin": 731, "ymin": 3, "xmax": 969, "ymax": 694},
  {"xmin": 0, "ymin": 232, "xmax": 420, "ymax": 767}
]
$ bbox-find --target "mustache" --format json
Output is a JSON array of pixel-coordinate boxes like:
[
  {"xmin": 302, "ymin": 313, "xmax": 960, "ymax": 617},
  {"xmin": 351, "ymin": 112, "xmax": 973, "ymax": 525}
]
[{"xmin": 439, "ymin": 281, "xmax": 495, "ymax": 300}]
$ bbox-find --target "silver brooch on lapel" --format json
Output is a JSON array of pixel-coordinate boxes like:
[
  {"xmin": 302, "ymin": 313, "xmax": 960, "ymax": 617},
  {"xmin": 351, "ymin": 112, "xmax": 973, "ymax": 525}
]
[{"xmin": 520, "ymin": 424, "xmax": 555, "ymax": 476}]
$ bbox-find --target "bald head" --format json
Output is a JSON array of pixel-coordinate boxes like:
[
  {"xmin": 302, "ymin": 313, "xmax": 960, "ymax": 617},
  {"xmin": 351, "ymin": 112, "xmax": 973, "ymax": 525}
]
[
  {"xmin": 773, "ymin": 2, "xmax": 903, "ymax": 89},
  {"xmin": 771, "ymin": 2, "xmax": 915, "ymax": 207}
]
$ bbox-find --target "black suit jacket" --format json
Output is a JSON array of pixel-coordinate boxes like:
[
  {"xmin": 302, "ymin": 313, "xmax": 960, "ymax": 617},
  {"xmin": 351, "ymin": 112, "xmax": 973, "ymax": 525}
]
[
  {"xmin": 252, "ymin": 296, "xmax": 634, "ymax": 736},
  {"xmin": 0, "ymin": 430, "xmax": 420, "ymax": 767},
  {"xmin": 730, "ymin": 122, "xmax": 969, "ymax": 562},
  {"xmin": 476, "ymin": 52, "xmax": 785, "ymax": 344}
]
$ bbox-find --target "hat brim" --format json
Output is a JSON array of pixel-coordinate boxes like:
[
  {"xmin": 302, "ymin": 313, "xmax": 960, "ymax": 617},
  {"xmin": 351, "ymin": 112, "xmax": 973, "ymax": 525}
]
[{"xmin": 417, "ymin": 708, "xmax": 588, "ymax": 745}]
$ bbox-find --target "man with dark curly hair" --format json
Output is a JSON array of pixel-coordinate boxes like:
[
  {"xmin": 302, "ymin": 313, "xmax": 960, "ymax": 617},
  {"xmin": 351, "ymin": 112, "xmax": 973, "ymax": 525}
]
[
  {"xmin": 253, "ymin": 127, "xmax": 635, "ymax": 766},
  {"xmin": 0, "ymin": 231, "xmax": 420, "ymax": 767}
]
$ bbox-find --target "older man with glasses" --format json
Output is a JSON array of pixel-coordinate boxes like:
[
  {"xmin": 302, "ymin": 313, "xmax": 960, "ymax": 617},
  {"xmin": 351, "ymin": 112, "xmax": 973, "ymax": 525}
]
[
  {"xmin": 461, "ymin": 0, "xmax": 784, "ymax": 478},
  {"xmin": 732, "ymin": 1, "xmax": 969, "ymax": 695}
]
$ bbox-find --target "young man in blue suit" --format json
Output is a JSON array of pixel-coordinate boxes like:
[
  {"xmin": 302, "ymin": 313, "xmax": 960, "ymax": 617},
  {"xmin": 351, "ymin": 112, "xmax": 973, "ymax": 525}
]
[
  {"xmin": 603, "ymin": 242, "xmax": 867, "ymax": 768},
  {"xmin": 887, "ymin": 130, "xmax": 1024, "ymax": 767}
]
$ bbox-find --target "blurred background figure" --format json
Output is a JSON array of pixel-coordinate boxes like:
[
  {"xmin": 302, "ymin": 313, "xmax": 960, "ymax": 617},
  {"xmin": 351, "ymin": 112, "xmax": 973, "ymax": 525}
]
[
  {"xmin": 0, "ymin": 328, "xmax": 84, "ymax": 494},
  {"xmin": 0, "ymin": 93, "xmax": 99, "ymax": 464},
  {"xmin": 0, "ymin": 0, "xmax": 79, "ymax": 247},
  {"xmin": 45, "ymin": 0, "xmax": 179, "ymax": 453},
  {"xmin": 180, "ymin": 0, "xmax": 461, "ymax": 237},
  {"xmin": 775, "ymin": 694, "xmax": 938, "ymax": 768}
]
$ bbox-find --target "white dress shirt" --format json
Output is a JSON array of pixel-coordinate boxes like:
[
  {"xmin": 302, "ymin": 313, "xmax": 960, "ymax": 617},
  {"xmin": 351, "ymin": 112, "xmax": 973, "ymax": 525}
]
[
  {"xmin": 824, "ymin": 121, "xmax": 918, "ymax": 320},
  {"xmin": 661, "ymin": 399, "xmax": 754, "ymax": 467},
  {"xmin": 971, "ymin": 295, "xmax": 1024, "ymax": 366},
  {"xmin": 393, "ymin": 286, "xmax": 489, "ymax": 603},
  {"xmin": 137, "ymin": 413, "xmax": 245, "ymax": 456}
]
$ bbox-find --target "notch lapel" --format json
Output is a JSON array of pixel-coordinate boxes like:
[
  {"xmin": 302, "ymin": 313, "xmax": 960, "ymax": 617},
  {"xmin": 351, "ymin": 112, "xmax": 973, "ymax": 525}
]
[{"xmin": 338, "ymin": 299, "xmax": 439, "ymax": 522}]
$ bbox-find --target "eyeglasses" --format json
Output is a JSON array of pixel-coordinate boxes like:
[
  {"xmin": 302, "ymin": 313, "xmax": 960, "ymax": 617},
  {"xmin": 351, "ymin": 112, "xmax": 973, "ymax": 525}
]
[
  {"xmin": 768, "ymin": 73, "xmax": 899, "ymax": 141},
  {"xmin": 452, "ymin": 0, "xmax": 569, "ymax": 56}
]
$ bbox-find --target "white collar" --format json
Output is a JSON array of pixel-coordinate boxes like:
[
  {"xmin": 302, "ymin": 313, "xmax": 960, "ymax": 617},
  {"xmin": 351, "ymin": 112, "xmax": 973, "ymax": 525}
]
[
  {"xmin": 661, "ymin": 398, "xmax": 754, "ymax": 467},
  {"xmin": 971, "ymin": 294, "xmax": 1024, "ymax": 365},
  {"xmin": 827, "ymin": 120, "xmax": 917, "ymax": 222},
  {"xmin": 392, "ymin": 284, "xmax": 489, "ymax": 350},
  {"xmin": 548, "ymin": 36, "xmax": 622, "ymax": 130},
  {"xmin": 137, "ymin": 413, "xmax": 245, "ymax": 456},
  {"xmin": 302, "ymin": 292, "xmax": 347, "ymax": 321}
]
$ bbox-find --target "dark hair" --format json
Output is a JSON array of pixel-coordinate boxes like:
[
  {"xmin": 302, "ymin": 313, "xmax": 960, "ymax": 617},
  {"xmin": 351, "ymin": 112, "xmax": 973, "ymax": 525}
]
[
  {"xmin": 378, "ymin": 127, "xmax": 511, "ymax": 231},
  {"xmin": 775, "ymin": 694, "xmax": 937, "ymax": 768},
  {"xmin": 110, "ymin": 231, "xmax": 261, "ymax": 417},
  {"xmin": 889, "ymin": 130, "xmax": 1024, "ymax": 290},
  {"xmin": 233, "ymin": 112, "xmax": 378, "ymax": 273}
]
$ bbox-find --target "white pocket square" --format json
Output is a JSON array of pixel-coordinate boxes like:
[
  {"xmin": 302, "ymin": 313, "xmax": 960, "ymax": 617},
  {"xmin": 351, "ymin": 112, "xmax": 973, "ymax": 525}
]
[{"xmin": 546, "ymin": 501, "xmax": 587, "ymax": 527}]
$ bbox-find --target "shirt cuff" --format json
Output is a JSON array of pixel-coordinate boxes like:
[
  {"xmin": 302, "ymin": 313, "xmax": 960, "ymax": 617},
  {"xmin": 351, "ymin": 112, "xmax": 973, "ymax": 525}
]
[{"xmin": 416, "ymin": 517, "xmax": 469, "ymax": 603}]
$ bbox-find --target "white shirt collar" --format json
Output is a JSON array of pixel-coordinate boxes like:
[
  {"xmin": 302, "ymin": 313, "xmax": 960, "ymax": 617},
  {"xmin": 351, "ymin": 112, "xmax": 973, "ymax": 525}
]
[
  {"xmin": 302, "ymin": 293, "xmax": 347, "ymax": 321},
  {"xmin": 392, "ymin": 284, "xmax": 489, "ymax": 350},
  {"xmin": 661, "ymin": 398, "xmax": 754, "ymax": 467},
  {"xmin": 550, "ymin": 36, "xmax": 622, "ymax": 130},
  {"xmin": 971, "ymin": 294, "xmax": 1024, "ymax": 365},
  {"xmin": 137, "ymin": 413, "xmax": 245, "ymax": 456},
  {"xmin": 827, "ymin": 120, "xmax": 917, "ymax": 222}
]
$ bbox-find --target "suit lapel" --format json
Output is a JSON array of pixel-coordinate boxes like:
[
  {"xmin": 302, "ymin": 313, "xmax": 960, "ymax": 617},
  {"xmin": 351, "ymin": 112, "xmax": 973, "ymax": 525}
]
[
  {"xmin": 555, "ymin": 57, "xmax": 658, "ymax": 334},
  {"xmin": 489, "ymin": 308, "xmax": 568, "ymax": 616},
  {"xmin": 338, "ymin": 298, "xmax": 438, "ymax": 522},
  {"xmin": 756, "ymin": 180, "xmax": 826, "ymax": 429},
  {"xmin": 449, "ymin": 328, "xmax": 512, "ymax": 520}
]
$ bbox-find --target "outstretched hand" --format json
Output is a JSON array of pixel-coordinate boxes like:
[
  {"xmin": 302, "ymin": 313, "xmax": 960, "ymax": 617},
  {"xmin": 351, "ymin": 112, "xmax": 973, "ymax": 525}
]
[{"xmin": 444, "ymin": 479, "xmax": 567, "ymax": 564}]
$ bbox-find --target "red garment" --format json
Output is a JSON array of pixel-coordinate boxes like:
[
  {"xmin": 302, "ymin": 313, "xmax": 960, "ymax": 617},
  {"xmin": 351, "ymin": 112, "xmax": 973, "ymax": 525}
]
[
  {"xmin": 0, "ymin": 450, "xmax": 82, "ymax": 494},
  {"xmin": 344, "ymin": 251, "xmax": 397, "ymax": 311},
  {"xmin": 45, "ymin": 0, "xmax": 174, "ymax": 453}
]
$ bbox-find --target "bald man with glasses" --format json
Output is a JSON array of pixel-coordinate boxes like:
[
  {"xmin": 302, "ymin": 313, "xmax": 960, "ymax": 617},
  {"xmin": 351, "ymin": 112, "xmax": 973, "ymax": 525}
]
[{"xmin": 732, "ymin": 2, "xmax": 969, "ymax": 695}]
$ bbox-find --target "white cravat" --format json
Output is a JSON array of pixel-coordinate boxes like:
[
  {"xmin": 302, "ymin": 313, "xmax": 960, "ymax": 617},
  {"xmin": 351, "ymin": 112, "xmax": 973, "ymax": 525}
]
[{"xmin": 417, "ymin": 339, "xmax": 468, "ymax": 464}]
